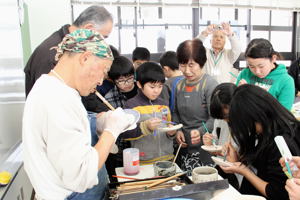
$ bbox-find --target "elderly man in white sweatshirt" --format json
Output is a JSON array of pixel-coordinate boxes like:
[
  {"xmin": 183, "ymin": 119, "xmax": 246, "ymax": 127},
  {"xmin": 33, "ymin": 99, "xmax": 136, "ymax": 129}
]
[
  {"xmin": 197, "ymin": 22, "xmax": 241, "ymax": 83},
  {"xmin": 22, "ymin": 29, "xmax": 133, "ymax": 200}
]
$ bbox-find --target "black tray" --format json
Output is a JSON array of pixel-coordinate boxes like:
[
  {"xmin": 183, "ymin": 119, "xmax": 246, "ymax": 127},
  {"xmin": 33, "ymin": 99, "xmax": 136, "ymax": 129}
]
[{"xmin": 106, "ymin": 174, "xmax": 229, "ymax": 200}]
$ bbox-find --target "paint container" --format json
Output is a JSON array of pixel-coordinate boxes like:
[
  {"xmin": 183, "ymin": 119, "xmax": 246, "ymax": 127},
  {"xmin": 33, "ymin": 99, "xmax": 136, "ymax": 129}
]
[
  {"xmin": 192, "ymin": 166, "xmax": 218, "ymax": 183},
  {"xmin": 123, "ymin": 148, "xmax": 140, "ymax": 175},
  {"xmin": 154, "ymin": 161, "xmax": 176, "ymax": 177}
]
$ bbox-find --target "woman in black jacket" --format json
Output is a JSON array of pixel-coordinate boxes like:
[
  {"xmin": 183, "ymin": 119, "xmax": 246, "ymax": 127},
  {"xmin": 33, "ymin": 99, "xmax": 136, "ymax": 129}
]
[{"xmin": 221, "ymin": 84, "xmax": 300, "ymax": 200}]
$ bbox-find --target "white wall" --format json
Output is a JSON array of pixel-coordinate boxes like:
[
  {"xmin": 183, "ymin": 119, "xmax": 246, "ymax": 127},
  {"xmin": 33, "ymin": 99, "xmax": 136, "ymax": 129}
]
[{"xmin": 26, "ymin": 0, "xmax": 72, "ymax": 51}]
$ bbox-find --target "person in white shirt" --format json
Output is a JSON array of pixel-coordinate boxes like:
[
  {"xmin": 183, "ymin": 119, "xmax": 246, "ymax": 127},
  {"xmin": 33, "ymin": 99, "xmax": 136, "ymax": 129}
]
[
  {"xmin": 22, "ymin": 29, "xmax": 132, "ymax": 200},
  {"xmin": 197, "ymin": 23, "xmax": 241, "ymax": 83}
]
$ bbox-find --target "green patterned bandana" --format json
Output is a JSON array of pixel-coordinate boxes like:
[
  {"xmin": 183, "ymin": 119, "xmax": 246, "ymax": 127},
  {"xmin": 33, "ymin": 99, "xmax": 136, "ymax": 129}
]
[{"xmin": 52, "ymin": 29, "xmax": 113, "ymax": 61}]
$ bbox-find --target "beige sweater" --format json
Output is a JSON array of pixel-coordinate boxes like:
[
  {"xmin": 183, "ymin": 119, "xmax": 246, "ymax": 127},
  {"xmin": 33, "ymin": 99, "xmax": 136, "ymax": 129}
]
[{"xmin": 197, "ymin": 33, "xmax": 241, "ymax": 83}]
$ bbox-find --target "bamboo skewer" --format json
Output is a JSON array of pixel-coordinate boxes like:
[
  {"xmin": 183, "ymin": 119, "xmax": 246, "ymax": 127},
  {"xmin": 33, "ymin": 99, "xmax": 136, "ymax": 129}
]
[
  {"xmin": 122, "ymin": 179, "xmax": 160, "ymax": 186},
  {"xmin": 112, "ymin": 175, "xmax": 138, "ymax": 180},
  {"xmin": 118, "ymin": 182, "xmax": 186, "ymax": 195},
  {"xmin": 118, "ymin": 180, "xmax": 177, "ymax": 190},
  {"xmin": 95, "ymin": 91, "xmax": 115, "ymax": 111},
  {"xmin": 145, "ymin": 172, "xmax": 187, "ymax": 190},
  {"xmin": 173, "ymin": 143, "xmax": 182, "ymax": 164}
]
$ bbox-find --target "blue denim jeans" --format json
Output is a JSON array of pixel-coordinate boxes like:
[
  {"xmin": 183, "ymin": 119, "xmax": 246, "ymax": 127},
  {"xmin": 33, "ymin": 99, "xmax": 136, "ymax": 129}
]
[
  {"xmin": 87, "ymin": 112, "xmax": 98, "ymax": 146},
  {"xmin": 65, "ymin": 166, "xmax": 108, "ymax": 200}
]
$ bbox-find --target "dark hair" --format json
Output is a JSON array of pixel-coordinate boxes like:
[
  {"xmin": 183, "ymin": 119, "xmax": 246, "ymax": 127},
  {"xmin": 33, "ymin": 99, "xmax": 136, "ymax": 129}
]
[
  {"xmin": 108, "ymin": 56, "xmax": 134, "ymax": 81},
  {"xmin": 73, "ymin": 6, "xmax": 113, "ymax": 28},
  {"xmin": 159, "ymin": 51, "xmax": 179, "ymax": 71},
  {"xmin": 245, "ymin": 38, "xmax": 282, "ymax": 60},
  {"xmin": 132, "ymin": 47, "xmax": 150, "ymax": 61},
  {"xmin": 210, "ymin": 83, "xmax": 237, "ymax": 119},
  {"xmin": 109, "ymin": 45, "xmax": 120, "ymax": 58},
  {"xmin": 176, "ymin": 39, "xmax": 207, "ymax": 68},
  {"xmin": 229, "ymin": 84, "xmax": 300, "ymax": 165},
  {"xmin": 136, "ymin": 62, "xmax": 165, "ymax": 87}
]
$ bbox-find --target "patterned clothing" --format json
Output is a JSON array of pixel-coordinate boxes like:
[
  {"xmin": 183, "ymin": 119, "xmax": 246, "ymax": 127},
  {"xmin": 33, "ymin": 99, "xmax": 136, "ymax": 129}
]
[
  {"xmin": 105, "ymin": 86, "xmax": 126, "ymax": 108},
  {"xmin": 105, "ymin": 84, "xmax": 138, "ymax": 108},
  {"xmin": 52, "ymin": 29, "xmax": 113, "ymax": 61}
]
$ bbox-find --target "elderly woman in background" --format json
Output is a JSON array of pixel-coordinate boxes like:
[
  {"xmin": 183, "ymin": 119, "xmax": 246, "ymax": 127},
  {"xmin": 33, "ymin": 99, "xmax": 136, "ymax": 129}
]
[{"xmin": 173, "ymin": 38, "xmax": 218, "ymax": 173}]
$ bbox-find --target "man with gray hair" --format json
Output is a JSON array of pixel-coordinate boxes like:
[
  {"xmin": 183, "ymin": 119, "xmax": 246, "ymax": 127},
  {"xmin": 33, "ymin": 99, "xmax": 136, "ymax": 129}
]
[
  {"xmin": 24, "ymin": 5, "xmax": 113, "ymax": 96},
  {"xmin": 197, "ymin": 22, "xmax": 241, "ymax": 83}
]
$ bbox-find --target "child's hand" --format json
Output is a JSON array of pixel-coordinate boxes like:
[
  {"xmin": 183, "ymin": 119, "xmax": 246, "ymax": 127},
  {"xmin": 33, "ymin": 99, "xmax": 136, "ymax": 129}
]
[
  {"xmin": 176, "ymin": 131, "xmax": 187, "ymax": 148},
  {"xmin": 203, "ymin": 133, "xmax": 213, "ymax": 146},
  {"xmin": 223, "ymin": 142, "xmax": 238, "ymax": 163},
  {"xmin": 238, "ymin": 79, "xmax": 247, "ymax": 86},
  {"xmin": 280, "ymin": 156, "xmax": 300, "ymax": 178},
  {"xmin": 146, "ymin": 118, "xmax": 162, "ymax": 131},
  {"xmin": 220, "ymin": 162, "xmax": 250, "ymax": 176},
  {"xmin": 190, "ymin": 129, "xmax": 201, "ymax": 145},
  {"xmin": 285, "ymin": 178, "xmax": 300, "ymax": 200}
]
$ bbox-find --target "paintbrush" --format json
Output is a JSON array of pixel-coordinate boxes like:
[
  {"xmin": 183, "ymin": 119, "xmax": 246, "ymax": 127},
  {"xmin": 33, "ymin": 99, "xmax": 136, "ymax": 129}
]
[
  {"xmin": 95, "ymin": 91, "xmax": 115, "ymax": 111},
  {"xmin": 202, "ymin": 121, "xmax": 216, "ymax": 147},
  {"xmin": 229, "ymin": 72, "xmax": 238, "ymax": 79},
  {"xmin": 173, "ymin": 143, "xmax": 182, "ymax": 164},
  {"xmin": 145, "ymin": 171, "xmax": 187, "ymax": 190}
]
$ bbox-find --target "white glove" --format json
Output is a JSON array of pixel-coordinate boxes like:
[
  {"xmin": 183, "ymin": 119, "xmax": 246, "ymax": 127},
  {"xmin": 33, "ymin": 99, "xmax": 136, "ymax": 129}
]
[{"xmin": 96, "ymin": 107, "xmax": 134, "ymax": 140}]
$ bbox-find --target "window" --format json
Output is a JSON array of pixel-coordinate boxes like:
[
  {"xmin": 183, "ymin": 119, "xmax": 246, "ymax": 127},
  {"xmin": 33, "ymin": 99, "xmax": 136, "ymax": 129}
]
[
  {"xmin": 71, "ymin": 2, "xmax": 296, "ymax": 60},
  {"xmin": 251, "ymin": 9, "xmax": 270, "ymax": 25},
  {"xmin": 119, "ymin": 6, "xmax": 136, "ymax": 53},
  {"xmin": 164, "ymin": 7, "xmax": 192, "ymax": 51},
  {"xmin": 271, "ymin": 31, "xmax": 292, "ymax": 52},
  {"xmin": 271, "ymin": 10, "xmax": 292, "ymax": 26},
  {"xmin": 0, "ymin": 5, "xmax": 22, "ymax": 59},
  {"xmin": 251, "ymin": 31, "xmax": 269, "ymax": 40}
]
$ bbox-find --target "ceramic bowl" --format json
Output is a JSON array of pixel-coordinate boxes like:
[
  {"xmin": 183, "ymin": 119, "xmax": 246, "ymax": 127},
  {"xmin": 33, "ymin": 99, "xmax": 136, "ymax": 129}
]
[
  {"xmin": 192, "ymin": 166, "xmax": 218, "ymax": 183},
  {"xmin": 153, "ymin": 161, "xmax": 176, "ymax": 177}
]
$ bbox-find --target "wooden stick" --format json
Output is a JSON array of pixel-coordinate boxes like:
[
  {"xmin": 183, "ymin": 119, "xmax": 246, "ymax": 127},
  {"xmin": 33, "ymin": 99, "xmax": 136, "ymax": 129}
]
[
  {"xmin": 118, "ymin": 183, "xmax": 186, "ymax": 195},
  {"xmin": 122, "ymin": 179, "xmax": 159, "ymax": 186},
  {"xmin": 118, "ymin": 182, "xmax": 185, "ymax": 195},
  {"xmin": 95, "ymin": 91, "xmax": 115, "ymax": 111},
  {"xmin": 118, "ymin": 181, "xmax": 177, "ymax": 190},
  {"xmin": 112, "ymin": 175, "xmax": 137, "ymax": 180},
  {"xmin": 145, "ymin": 172, "xmax": 187, "ymax": 190},
  {"xmin": 173, "ymin": 143, "xmax": 182, "ymax": 164}
]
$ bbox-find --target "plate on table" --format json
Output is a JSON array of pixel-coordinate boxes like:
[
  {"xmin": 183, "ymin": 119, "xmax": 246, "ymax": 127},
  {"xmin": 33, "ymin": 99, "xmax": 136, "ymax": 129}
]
[
  {"xmin": 201, "ymin": 145, "xmax": 223, "ymax": 152},
  {"xmin": 211, "ymin": 156, "xmax": 233, "ymax": 167},
  {"xmin": 157, "ymin": 124, "xmax": 183, "ymax": 132}
]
